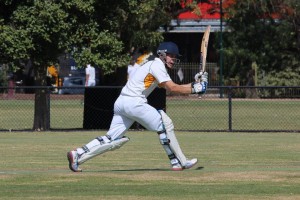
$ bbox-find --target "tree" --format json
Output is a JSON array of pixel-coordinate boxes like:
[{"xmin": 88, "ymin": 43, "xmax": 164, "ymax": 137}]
[
  {"xmin": 220, "ymin": 0, "xmax": 300, "ymax": 86},
  {"xmin": 0, "ymin": 0, "xmax": 133, "ymax": 130},
  {"xmin": 90, "ymin": 0, "xmax": 200, "ymax": 64},
  {"xmin": 0, "ymin": 0, "xmax": 197, "ymax": 131}
]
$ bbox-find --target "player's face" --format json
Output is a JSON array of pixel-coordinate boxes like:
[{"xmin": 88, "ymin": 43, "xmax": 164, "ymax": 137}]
[{"xmin": 165, "ymin": 54, "xmax": 179, "ymax": 69}]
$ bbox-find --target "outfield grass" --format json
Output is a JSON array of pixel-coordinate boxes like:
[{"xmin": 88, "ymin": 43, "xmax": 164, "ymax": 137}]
[
  {"xmin": 167, "ymin": 99, "xmax": 300, "ymax": 131},
  {"xmin": 0, "ymin": 131, "xmax": 299, "ymax": 200},
  {"xmin": 1, "ymin": 98, "xmax": 299, "ymax": 131}
]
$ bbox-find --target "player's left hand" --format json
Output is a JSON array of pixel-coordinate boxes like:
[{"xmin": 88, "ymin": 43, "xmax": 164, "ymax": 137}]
[
  {"xmin": 194, "ymin": 72, "xmax": 208, "ymax": 82},
  {"xmin": 191, "ymin": 81, "xmax": 207, "ymax": 94}
]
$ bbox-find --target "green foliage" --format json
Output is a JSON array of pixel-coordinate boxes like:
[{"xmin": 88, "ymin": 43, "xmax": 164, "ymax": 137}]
[
  {"xmin": 0, "ymin": 0, "xmax": 185, "ymax": 74},
  {"xmin": 0, "ymin": 1, "xmax": 71, "ymax": 67},
  {"xmin": 93, "ymin": 0, "xmax": 173, "ymax": 54},
  {"xmin": 72, "ymin": 31, "xmax": 129, "ymax": 74},
  {"xmin": 0, "ymin": 0, "xmax": 187, "ymax": 131},
  {"xmin": 0, "ymin": 22, "xmax": 33, "ymax": 63},
  {"xmin": 221, "ymin": 0, "xmax": 300, "ymax": 86},
  {"xmin": 259, "ymin": 67, "xmax": 300, "ymax": 86},
  {"xmin": 0, "ymin": 66, "xmax": 8, "ymax": 87}
]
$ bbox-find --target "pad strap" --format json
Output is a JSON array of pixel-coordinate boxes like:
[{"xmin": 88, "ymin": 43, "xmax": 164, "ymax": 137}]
[
  {"xmin": 82, "ymin": 145, "xmax": 90, "ymax": 153},
  {"xmin": 96, "ymin": 136, "xmax": 105, "ymax": 144},
  {"xmin": 158, "ymin": 110, "xmax": 187, "ymax": 166},
  {"xmin": 78, "ymin": 137, "xmax": 130, "ymax": 164},
  {"xmin": 157, "ymin": 131, "xmax": 179, "ymax": 163},
  {"xmin": 96, "ymin": 135, "xmax": 112, "ymax": 144}
]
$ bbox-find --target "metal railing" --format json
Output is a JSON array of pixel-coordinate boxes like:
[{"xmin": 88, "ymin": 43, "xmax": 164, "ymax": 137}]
[
  {"xmin": 0, "ymin": 86, "xmax": 299, "ymax": 132},
  {"xmin": 169, "ymin": 62, "xmax": 220, "ymax": 86}
]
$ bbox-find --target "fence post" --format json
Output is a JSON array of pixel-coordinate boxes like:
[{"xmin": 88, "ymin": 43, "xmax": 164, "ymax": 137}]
[
  {"xmin": 228, "ymin": 86, "xmax": 232, "ymax": 132},
  {"xmin": 47, "ymin": 87, "xmax": 51, "ymax": 128}
]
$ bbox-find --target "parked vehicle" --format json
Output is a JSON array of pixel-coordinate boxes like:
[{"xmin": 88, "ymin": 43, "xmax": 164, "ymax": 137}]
[{"xmin": 59, "ymin": 76, "xmax": 85, "ymax": 94}]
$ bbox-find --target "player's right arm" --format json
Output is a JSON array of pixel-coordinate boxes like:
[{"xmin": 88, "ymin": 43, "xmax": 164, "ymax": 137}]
[
  {"xmin": 162, "ymin": 80, "xmax": 193, "ymax": 94},
  {"xmin": 162, "ymin": 76, "xmax": 207, "ymax": 95}
]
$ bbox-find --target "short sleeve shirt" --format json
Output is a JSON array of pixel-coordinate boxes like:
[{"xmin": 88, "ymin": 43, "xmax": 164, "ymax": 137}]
[
  {"xmin": 85, "ymin": 66, "xmax": 95, "ymax": 81},
  {"xmin": 121, "ymin": 58, "xmax": 171, "ymax": 98}
]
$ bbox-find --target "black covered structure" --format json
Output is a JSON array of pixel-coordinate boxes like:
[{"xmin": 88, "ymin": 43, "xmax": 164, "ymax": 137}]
[{"xmin": 83, "ymin": 87, "xmax": 166, "ymax": 129}]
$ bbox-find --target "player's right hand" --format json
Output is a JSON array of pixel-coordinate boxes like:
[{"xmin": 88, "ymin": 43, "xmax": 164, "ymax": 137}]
[{"xmin": 194, "ymin": 72, "xmax": 208, "ymax": 82}]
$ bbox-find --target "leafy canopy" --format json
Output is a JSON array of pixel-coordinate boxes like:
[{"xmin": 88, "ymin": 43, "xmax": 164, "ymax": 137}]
[
  {"xmin": 221, "ymin": 0, "xmax": 300, "ymax": 85},
  {"xmin": 0, "ymin": 0, "xmax": 191, "ymax": 74}
]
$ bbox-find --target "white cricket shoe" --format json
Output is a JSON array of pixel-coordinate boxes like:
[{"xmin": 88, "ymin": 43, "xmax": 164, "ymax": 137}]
[
  {"xmin": 172, "ymin": 158, "xmax": 198, "ymax": 171},
  {"xmin": 67, "ymin": 150, "xmax": 82, "ymax": 172}
]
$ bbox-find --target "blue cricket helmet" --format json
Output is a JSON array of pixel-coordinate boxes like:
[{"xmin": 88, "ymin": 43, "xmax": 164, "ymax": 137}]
[{"xmin": 157, "ymin": 42, "xmax": 181, "ymax": 57}]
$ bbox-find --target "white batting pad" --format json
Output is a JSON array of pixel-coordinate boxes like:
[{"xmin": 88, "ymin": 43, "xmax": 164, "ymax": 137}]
[
  {"xmin": 159, "ymin": 110, "xmax": 187, "ymax": 166},
  {"xmin": 78, "ymin": 137, "xmax": 130, "ymax": 164}
]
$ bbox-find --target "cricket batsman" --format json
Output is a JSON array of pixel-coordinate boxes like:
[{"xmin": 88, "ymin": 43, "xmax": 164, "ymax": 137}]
[{"xmin": 67, "ymin": 42, "xmax": 208, "ymax": 172}]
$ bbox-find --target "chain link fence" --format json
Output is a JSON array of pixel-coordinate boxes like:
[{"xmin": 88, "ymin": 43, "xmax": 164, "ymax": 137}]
[{"xmin": 0, "ymin": 86, "xmax": 299, "ymax": 132}]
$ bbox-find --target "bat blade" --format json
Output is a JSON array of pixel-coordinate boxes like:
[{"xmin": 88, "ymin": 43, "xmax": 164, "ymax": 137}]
[{"xmin": 200, "ymin": 25, "xmax": 211, "ymax": 72}]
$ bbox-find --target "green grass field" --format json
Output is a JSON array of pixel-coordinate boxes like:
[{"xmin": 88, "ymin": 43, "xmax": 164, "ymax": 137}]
[
  {"xmin": 1, "ymin": 98, "xmax": 300, "ymax": 131},
  {"xmin": 0, "ymin": 131, "xmax": 299, "ymax": 200}
]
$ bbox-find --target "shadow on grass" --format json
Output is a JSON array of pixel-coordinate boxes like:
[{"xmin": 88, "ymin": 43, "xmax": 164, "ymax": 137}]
[{"xmin": 86, "ymin": 166, "xmax": 204, "ymax": 172}]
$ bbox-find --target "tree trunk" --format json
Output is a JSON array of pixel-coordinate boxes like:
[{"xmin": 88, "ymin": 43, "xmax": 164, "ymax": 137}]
[{"xmin": 32, "ymin": 64, "xmax": 50, "ymax": 131}]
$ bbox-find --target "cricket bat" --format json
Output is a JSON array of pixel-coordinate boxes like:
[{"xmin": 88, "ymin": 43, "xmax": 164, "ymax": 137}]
[{"xmin": 199, "ymin": 25, "xmax": 211, "ymax": 73}]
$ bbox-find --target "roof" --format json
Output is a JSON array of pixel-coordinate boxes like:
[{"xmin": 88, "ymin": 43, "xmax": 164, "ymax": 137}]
[
  {"xmin": 158, "ymin": 19, "xmax": 226, "ymax": 33},
  {"xmin": 178, "ymin": 1, "xmax": 221, "ymax": 20},
  {"xmin": 159, "ymin": 1, "xmax": 230, "ymax": 33}
]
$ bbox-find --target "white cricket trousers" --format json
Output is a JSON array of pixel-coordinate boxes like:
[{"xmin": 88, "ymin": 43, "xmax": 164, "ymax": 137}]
[
  {"xmin": 106, "ymin": 95, "xmax": 163, "ymax": 140},
  {"xmin": 87, "ymin": 80, "xmax": 96, "ymax": 86}
]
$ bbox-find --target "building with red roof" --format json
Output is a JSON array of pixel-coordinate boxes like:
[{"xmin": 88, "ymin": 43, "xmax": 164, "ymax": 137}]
[{"xmin": 159, "ymin": 0, "xmax": 231, "ymax": 33}]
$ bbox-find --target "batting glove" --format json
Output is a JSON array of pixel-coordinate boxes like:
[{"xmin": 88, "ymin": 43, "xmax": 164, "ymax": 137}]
[
  {"xmin": 191, "ymin": 81, "xmax": 207, "ymax": 94},
  {"xmin": 194, "ymin": 72, "xmax": 208, "ymax": 82}
]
